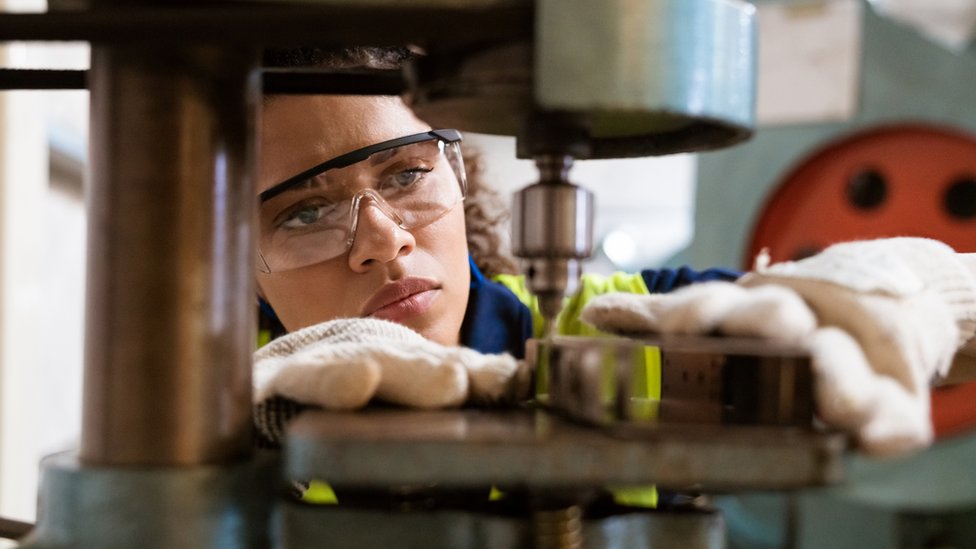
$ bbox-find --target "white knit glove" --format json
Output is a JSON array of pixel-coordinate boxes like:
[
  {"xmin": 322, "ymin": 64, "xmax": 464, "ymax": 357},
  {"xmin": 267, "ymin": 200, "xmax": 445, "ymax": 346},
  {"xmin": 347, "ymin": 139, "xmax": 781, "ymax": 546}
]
[
  {"xmin": 252, "ymin": 317, "xmax": 529, "ymax": 446},
  {"xmin": 581, "ymin": 238, "xmax": 976, "ymax": 457},
  {"xmin": 254, "ymin": 317, "xmax": 527, "ymax": 409}
]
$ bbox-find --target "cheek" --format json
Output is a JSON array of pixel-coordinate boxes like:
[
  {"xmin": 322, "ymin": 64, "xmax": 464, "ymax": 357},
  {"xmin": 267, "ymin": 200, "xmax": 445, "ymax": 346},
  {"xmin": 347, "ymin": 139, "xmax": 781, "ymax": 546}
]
[
  {"xmin": 437, "ymin": 210, "xmax": 471, "ymax": 305},
  {"xmin": 424, "ymin": 208, "xmax": 470, "ymax": 274},
  {"xmin": 256, "ymin": 263, "xmax": 357, "ymax": 331},
  {"xmin": 414, "ymin": 208, "xmax": 471, "ymax": 332}
]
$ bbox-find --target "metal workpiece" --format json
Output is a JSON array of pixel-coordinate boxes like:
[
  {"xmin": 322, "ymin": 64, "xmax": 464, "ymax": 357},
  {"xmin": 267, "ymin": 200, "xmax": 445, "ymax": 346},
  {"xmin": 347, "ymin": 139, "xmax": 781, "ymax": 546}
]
[
  {"xmin": 280, "ymin": 500, "xmax": 726, "ymax": 549},
  {"xmin": 19, "ymin": 452, "xmax": 278, "ymax": 549},
  {"xmin": 512, "ymin": 155, "xmax": 595, "ymax": 323},
  {"xmin": 535, "ymin": 0, "xmax": 756, "ymax": 157},
  {"xmin": 533, "ymin": 335, "xmax": 815, "ymax": 429},
  {"xmin": 81, "ymin": 45, "xmax": 259, "ymax": 466},
  {"xmin": 285, "ymin": 409, "xmax": 845, "ymax": 492}
]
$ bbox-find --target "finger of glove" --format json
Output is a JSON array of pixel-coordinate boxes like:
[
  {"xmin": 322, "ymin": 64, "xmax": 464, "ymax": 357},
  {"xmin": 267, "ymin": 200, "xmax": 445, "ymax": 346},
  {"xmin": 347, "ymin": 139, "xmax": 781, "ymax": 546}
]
[
  {"xmin": 456, "ymin": 348, "xmax": 529, "ymax": 404},
  {"xmin": 579, "ymin": 292, "xmax": 669, "ymax": 334},
  {"xmin": 858, "ymin": 377, "xmax": 932, "ymax": 458},
  {"xmin": 255, "ymin": 348, "xmax": 381, "ymax": 410},
  {"xmin": 781, "ymin": 279, "xmax": 958, "ymax": 394},
  {"xmin": 580, "ymin": 282, "xmax": 749, "ymax": 335},
  {"xmin": 374, "ymin": 346, "xmax": 469, "ymax": 408},
  {"xmin": 858, "ymin": 293, "xmax": 958, "ymax": 385},
  {"xmin": 809, "ymin": 327, "xmax": 884, "ymax": 432},
  {"xmin": 715, "ymin": 285, "xmax": 817, "ymax": 342},
  {"xmin": 653, "ymin": 282, "xmax": 756, "ymax": 335},
  {"xmin": 809, "ymin": 327, "xmax": 932, "ymax": 457}
]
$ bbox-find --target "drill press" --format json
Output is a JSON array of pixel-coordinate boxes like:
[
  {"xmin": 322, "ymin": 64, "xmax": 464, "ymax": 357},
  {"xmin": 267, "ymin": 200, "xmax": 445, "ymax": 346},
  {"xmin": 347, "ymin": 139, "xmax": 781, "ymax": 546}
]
[{"xmin": 408, "ymin": 0, "xmax": 756, "ymax": 331}]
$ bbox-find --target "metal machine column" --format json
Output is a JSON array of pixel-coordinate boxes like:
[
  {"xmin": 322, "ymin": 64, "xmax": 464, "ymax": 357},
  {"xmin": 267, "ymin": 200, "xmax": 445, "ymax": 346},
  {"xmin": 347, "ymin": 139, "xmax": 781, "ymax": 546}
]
[
  {"xmin": 18, "ymin": 27, "xmax": 273, "ymax": 549},
  {"xmin": 82, "ymin": 44, "xmax": 256, "ymax": 466}
]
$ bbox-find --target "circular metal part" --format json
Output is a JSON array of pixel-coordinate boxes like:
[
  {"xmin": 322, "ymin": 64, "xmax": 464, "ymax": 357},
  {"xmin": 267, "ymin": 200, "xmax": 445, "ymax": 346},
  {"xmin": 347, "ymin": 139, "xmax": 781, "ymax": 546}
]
[
  {"xmin": 511, "ymin": 165, "xmax": 594, "ymax": 259},
  {"xmin": 747, "ymin": 123, "xmax": 976, "ymax": 266},
  {"xmin": 411, "ymin": 0, "xmax": 755, "ymax": 158},
  {"xmin": 511, "ymin": 156, "xmax": 594, "ymax": 314},
  {"xmin": 19, "ymin": 453, "xmax": 276, "ymax": 549}
]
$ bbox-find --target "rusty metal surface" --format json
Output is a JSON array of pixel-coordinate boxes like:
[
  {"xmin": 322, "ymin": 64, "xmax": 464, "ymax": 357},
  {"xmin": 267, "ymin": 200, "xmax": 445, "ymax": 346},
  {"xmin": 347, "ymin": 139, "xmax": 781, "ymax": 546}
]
[
  {"xmin": 286, "ymin": 409, "xmax": 844, "ymax": 492},
  {"xmin": 0, "ymin": 4, "xmax": 532, "ymax": 45}
]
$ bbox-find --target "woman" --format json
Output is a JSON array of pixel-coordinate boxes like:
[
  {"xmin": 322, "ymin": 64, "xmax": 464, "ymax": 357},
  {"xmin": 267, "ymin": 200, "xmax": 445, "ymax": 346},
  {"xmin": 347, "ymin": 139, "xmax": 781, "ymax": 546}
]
[{"xmin": 253, "ymin": 47, "xmax": 976, "ymax": 460}]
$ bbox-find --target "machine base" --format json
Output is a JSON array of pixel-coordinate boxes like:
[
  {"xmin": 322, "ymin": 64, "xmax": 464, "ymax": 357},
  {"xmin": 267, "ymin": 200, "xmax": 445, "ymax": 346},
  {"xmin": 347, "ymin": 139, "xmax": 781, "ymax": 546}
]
[{"xmin": 19, "ymin": 452, "xmax": 278, "ymax": 549}]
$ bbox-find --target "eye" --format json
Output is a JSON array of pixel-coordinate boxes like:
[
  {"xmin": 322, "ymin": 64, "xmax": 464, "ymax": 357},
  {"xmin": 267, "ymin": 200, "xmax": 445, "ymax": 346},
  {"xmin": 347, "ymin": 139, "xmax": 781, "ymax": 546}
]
[
  {"xmin": 283, "ymin": 206, "xmax": 322, "ymax": 228},
  {"xmin": 277, "ymin": 200, "xmax": 339, "ymax": 230},
  {"xmin": 385, "ymin": 167, "xmax": 434, "ymax": 190}
]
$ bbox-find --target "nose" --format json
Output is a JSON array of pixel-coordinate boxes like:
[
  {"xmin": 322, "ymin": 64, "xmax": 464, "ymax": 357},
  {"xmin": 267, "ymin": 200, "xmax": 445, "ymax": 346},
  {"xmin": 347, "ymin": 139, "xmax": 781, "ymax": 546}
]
[{"xmin": 347, "ymin": 199, "xmax": 416, "ymax": 272}]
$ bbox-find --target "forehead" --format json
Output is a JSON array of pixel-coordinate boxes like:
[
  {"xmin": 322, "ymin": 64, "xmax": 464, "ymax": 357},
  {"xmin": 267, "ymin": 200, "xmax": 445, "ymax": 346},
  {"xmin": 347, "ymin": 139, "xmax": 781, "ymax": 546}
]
[{"xmin": 258, "ymin": 95, "xmax": 432, "ymax": 194}]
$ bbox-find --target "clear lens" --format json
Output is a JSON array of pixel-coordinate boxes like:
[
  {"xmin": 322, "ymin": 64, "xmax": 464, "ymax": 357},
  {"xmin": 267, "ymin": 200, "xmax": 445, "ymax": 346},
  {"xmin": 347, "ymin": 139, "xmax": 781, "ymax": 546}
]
[{"xmin": 258, "ymin": 137, "xmax": 465, "ymax": 272}]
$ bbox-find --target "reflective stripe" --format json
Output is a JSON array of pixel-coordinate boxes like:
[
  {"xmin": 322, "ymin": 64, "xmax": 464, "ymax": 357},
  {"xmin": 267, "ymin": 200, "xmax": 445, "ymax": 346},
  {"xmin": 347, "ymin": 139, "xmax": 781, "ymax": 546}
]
[
  {"xmin": 491, "ymin": 273, "xmax": 547, "ymax": 339},
  {"xmin": 608, "ymin": 484, "xmax": 659, "ymax": 508},
  {"xmin": 559, "ymin": 272, "xmax": 651, "ymax": 336},
  {"xmin": 303, "ymin": 480, "xmax": 339, "ymax": 505},
  {"xmin": 257, "ymin": 329, "xmax": 272, "ymax": 349},
  {"xmin": 491, "ymin": 271, "xmax": 651, "ymax": 338}
]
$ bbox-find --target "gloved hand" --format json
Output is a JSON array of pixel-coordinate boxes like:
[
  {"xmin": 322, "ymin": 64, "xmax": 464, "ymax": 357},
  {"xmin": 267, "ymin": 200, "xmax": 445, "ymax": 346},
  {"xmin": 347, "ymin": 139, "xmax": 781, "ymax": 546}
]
[
  {"xmin": 254, "ymin": 317, "xmax": 528, "ymax": 409},
  {"xmin": 253, "ymin": 317, "xmax": 529, "ymax": 446},
  {"xmin": 581, "ymin": 238, "xmax": 976, "ymax": 457}
]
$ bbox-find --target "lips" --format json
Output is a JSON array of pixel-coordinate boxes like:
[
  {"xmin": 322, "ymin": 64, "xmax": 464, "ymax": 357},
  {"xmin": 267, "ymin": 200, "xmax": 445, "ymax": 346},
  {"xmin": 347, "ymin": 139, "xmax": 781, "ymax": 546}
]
[{"xmin": 362, "ymin": 277, "xmax": 441, "ymax": 321}]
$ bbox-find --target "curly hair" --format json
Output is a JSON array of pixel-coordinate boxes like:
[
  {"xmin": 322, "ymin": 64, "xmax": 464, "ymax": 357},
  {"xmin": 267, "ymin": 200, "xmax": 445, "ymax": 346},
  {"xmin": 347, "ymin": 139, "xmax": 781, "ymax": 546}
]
[
  {"xmin": 262, "ymin": 46, "xmax": 519, "ymax": 277},
  {"xmin": 460, "ymin": 149, "xmax": 519, "ymax": 276}
]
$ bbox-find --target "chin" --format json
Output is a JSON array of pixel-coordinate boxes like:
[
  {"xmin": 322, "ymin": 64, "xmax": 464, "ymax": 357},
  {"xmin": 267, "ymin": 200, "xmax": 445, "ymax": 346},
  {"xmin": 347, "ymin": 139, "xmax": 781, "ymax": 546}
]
[{"xmin": 410, "ymin": 319, "xmax": 458, "ymax": 346}]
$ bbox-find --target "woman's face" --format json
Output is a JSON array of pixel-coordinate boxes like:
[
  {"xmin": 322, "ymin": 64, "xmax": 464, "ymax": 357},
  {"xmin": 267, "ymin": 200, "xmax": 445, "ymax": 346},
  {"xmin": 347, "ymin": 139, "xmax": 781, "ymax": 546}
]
[{"xmin": 256, "ymin": 95, "xmax": 471, "ymax": 345}]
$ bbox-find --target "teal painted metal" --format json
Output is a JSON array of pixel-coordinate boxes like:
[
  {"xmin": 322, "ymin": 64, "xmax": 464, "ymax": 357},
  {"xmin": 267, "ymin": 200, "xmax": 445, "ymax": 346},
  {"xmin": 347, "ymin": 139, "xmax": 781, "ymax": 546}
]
[
  {"xmin": 19, "ymin": 453, "xmax": 278, "ymax": 549},
  {"xmin": 720, "ymin": 435, "xmax": 976, "ymax": 549},
  {"xmin": 832, "ymin": 433, "xmax": 976, "ymax": 511},
  {"xmin": 688, "ymin": 5, "xmax": 976, "ymax": 269},
  {"xmin": 690, "ymin": 5, "xmax": 976, "ymax": 548},
  {"xmin": 537, "ymin": 0, "xmax": 757, "ymax": 155}
]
